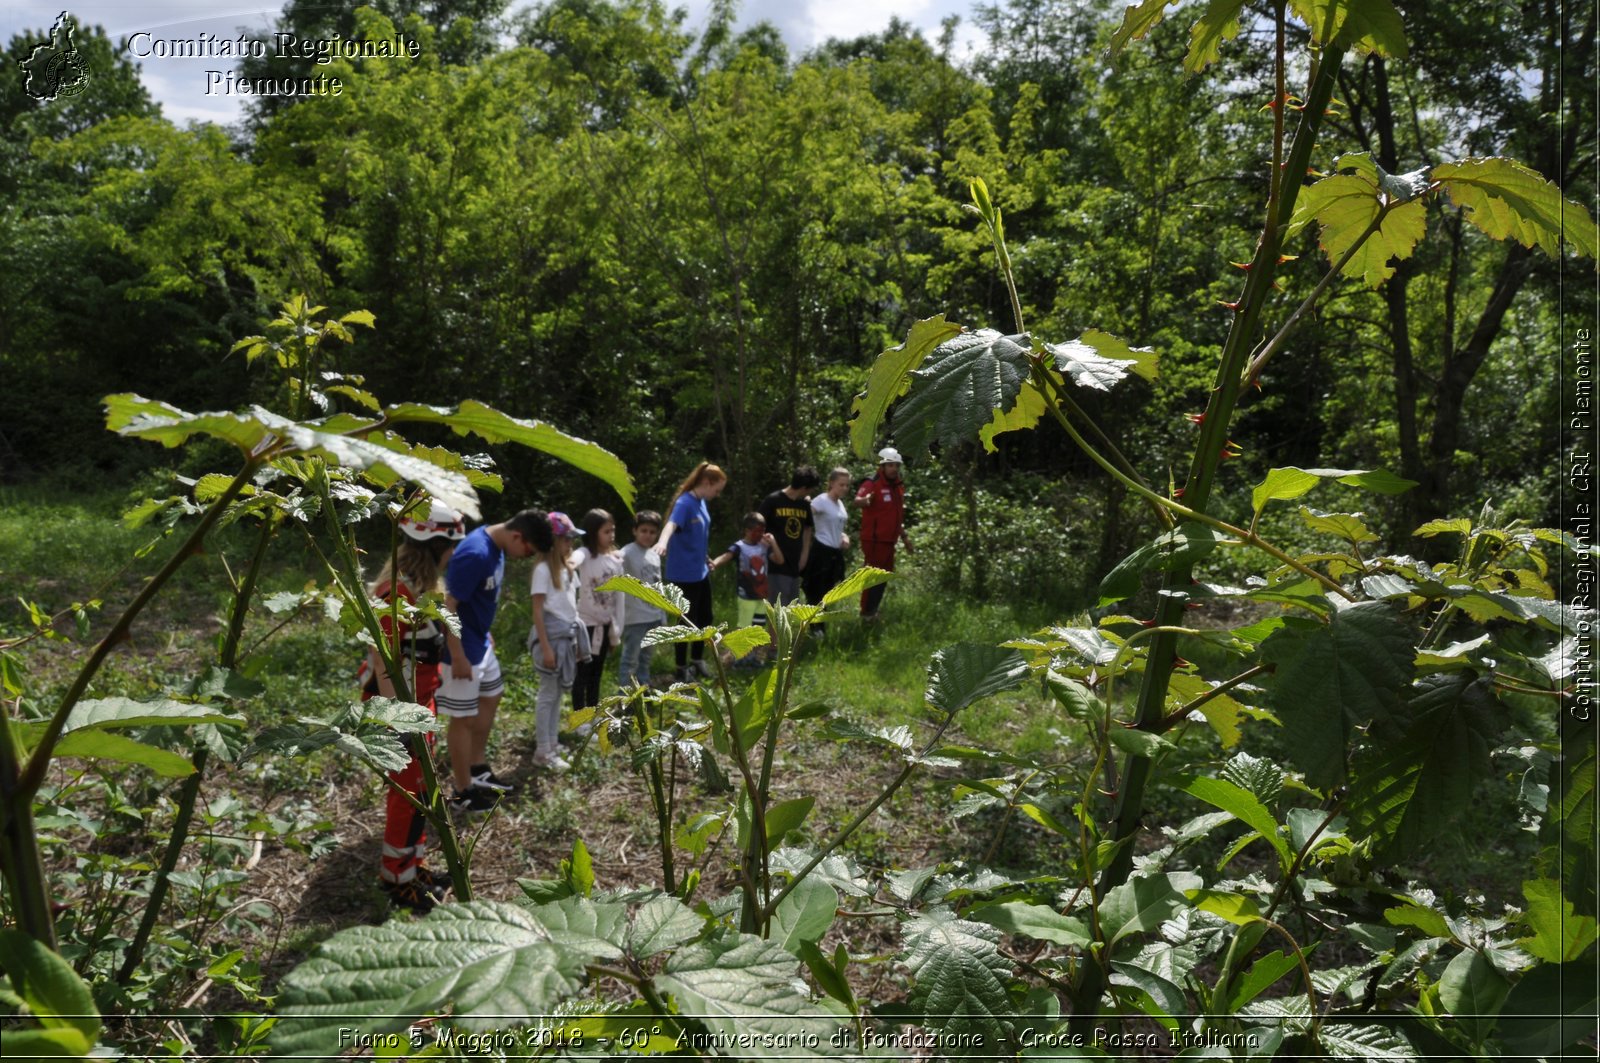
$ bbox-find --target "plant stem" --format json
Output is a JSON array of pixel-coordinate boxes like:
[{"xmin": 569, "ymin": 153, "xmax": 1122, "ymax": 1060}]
[
  {"xmin": 1158, "ymin": 664, "xmax": 1274, "ymax": 731},
  {"xmin": 1069, "ymin": 41, "xmax": 1348, "ymax": 1028}
]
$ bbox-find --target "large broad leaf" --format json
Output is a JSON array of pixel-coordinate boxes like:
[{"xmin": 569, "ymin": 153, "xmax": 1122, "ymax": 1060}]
[
  {"xmin": 901, "ymin": 909, "xmax": 1016, "ymax": 1052},
  {"xmin": 770, "ymin": 878, "xmax": 838, "ymax": 955},
  {"xmin": 979, "ymin": 378, "xmax": 1049, "ymax": 452},
  {"xmin": 1438, "ymin": 949, "xmax": 1510, "ymax": 1041},
  {"xmin": 253, "ymin": 699, "xmax": 437, "ymax": 775},
  {"xmin": 1433, "ymin": 157, "xmax": 1599, "ymax": 261},
  {"xmin": 1289, "ymin": 0, "xmax": 1407, "ymax": 56},
  {"xmin": 1250, "ymin": 466, "xmax": 1416, "ymax": 518},
  {"xmin": 1110, "ymin": 0, "xmax": 1178, "ymax": 56},
  {"xmin": 1346, "ymin": 674, "xmax": 1505, "ymax": 858},
  {"xmin": 1176, "ymin": 776, "xmax": 1292, "ymax": 869},
  {"xmin": 820, "ymin": 566, "xmax": 893, "ymax": 608},
  {"xmin": 381, "ymin": 401, "xmax": 634, "ymax": 511},
  {"xmin": 925, "ymin": 644, "xmax": 1029, "ymax": 716},
  {"xmin": 57, "ymin": 696, "xmax": 244, "ymax": 734},
  {"xmin": 1097, "ymin": 523, "xmax": 1223, "ymax": 606},
  {"xmin": 1289, "ymin": 169, "xmax": 1428, "ymax": 287},
  {"xmin": 105, "ymin": 395, "xmax": 277, "ymax": 455},
  {"xmin": 656, "ymin": 932, "xmax": 845, "ymax": 1054},
  {"xmin": 1046, "ymin": 330, "xmax": 1155, "ymax": 390},
  {"xmin": 271, "ymin": 900, "xmax": 618, "ymax": 1054},
  {"xmin": 848, "ymin": 315, "xmax": 963, "ymax": 460},
  {"xmin": 1519, "ymin": 879, "xmax": 1599, "ymax": 963},
  {"xmin": 1498, "ymin": 959, "xmax": 1600, "ymax": 1057},
  {"xmin": 763, "ymin": 796, "xmax": 815, "ymax": 851},
  {"xmin": 597, "ymin": 575, "xmax": 687, "ymax": 619},
  {"xmin": 894, "ymin": 330, "xmax": 1032, "ymax": 454},
  {"xmin": 624, "ymin": 895, "xmax": 705, "ymax": 959},
  {"xmin": 1099, "ymin": 872, "xmax": 1201, "ymax": 946},
  {"xmin": 51, "ymin": 731, "xmax": 195, "ymax": 777},
  {"xmin": 971, "ymin": 902, "xmax": 1091, "ymax": 947},
  {"xmin": 1260, "ymin": 602, "xmax": 1414, "ymax": 789},
  {"xmin": 1185, "ymin": 0, "xmax": 1247, "ymax": 72},
  {"xmin": 0, "ymin": 930, "xmax": 99, "ymax": 1041}
]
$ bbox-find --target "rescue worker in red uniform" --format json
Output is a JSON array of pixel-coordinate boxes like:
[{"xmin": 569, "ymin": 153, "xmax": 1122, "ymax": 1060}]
[
  {"xmin": 854, "ymin": 447, "xmax": 914, "ymax": 620},
  {"xmin": 359, "ymin": 500, "xmax": 465, "ymax": 912}
]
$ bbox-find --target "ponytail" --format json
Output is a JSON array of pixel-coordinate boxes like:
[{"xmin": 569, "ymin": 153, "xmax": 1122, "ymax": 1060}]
[{"xmin": 669, "ymin": 462, "xmax": 727, "ymax": 511}]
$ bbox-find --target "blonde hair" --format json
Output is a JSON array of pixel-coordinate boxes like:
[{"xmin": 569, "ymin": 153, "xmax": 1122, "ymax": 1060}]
[
  {"xmin": 536, "ymin": 536, "xmax": 574, "ymax": 590},
  {"xmin": 670, "ymin": 462, "xmax": 727, "ymax": 511},
  {"xmin": 371, "ymin": 538, "xmax": 450, "ymax": 597}
]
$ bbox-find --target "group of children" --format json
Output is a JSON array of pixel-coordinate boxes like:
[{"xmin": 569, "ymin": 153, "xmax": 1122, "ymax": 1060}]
[{"xmin": 361, "ymin": 449, "xmax": 913, "ymax": 912}]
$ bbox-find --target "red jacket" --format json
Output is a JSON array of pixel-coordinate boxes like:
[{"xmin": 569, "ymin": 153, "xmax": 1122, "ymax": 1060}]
[{"xmin": 856, "ymin": 472, "xmax": 906, "ymax": 544}]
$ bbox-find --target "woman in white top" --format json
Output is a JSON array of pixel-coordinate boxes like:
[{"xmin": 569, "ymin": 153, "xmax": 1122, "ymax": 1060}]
[
  {"xmin": 803, "ymin": 468, "xmax": 853, "ymax": 622},
  {"xmin": 528, "ymin": 511, "xmax": 584, "ymax": 771}
]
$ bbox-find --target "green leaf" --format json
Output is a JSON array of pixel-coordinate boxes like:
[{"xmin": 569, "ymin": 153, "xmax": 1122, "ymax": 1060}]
[
  {"xmin": 1383, "ymin": 901, "xmax": 1453, "ymax": 941},
  {"xmin": 1251, "ymin": 466, "xmax": 1416, "ymax": 517},
  {"xmin": 1433, "ymin": 157, "xmax": 1600, "ymax": 261},
  {"xmin": 382, "ymin": 400, "xmax": 634, "ymax": 511},
  {"xmin": 1097, "ymin": 523, "xmax": 1222, "ymax": 606},
  {"xmin": 641, "ymin": 624, "xmax": 711, "ymax": 648},
  {"xmin": 58, "ymin": 696, "xmax": 245, "ymax": 734},
  {"xmin": 1, "ymin": 1026, "xmax": 93, "ymax": 1059},
  {"xmin": 719, "ymin": 625, "xmax": 770, "ymax": 659},
  {"xmin": 52, "ymin": 730, "xmax": 195, "ymax": 777},
  {"xmin": 1346, "ymin": 674, "xmax": 1505, "ymax": 858},
  {"xmin": 1166, "ymin": 673, "xmax": 1245, "ymax": 748},
  {"xmin": 1227, "ymin": 950, "xmax": 1301, "ymax": 1010},
  {"xmin": 624, "ymin": 895, "xmax": 704, "ymax": 959},
  {"xmin": 901, "ymin": 909, "xmax": 1015, "ymax": 1049},
  {"xmin": 1110, "ymin": 0, "xmax": 1178, "ymax": 56},
  {"xmin": 1498, "ymin": 960, "xmax": 1600, "ymax": 1057},
  {"xmin": 104, "ymin": 394, "xmax": 277, "ymax": 455},
  {"xmin": 1520, "ymin": 879, "xmax": 1599, "ymax": 963},
  {"xmin": 272, "ymin": 901, "xmax": 607, "ymax": 1055},
  {"xmin": 1177, "ymin": 776, "xmax": 1292, "ymax": 868},
  {"xmin": 764, "ymin": 796, "xmax": 815, "ymax": 851},
  {"xmin": 562, "ymin": 838, "xmax": 594, "ymax": 897},
  {"xmin": 770, "ymin": 878, "xmax": 838, "ymax": 955},
  {"xmin": 732, "ymin": 665, "xmax": 779, "ymax": 749},
  {"xmin": 596, "ymin": 575, "xmax": 686, "ymax": 619},
  {"xmin": 1186, "ymin": 889, "xmax": 1263, "ymax": 927},
  {"xmin": 796, "ymin": 940, "xmax": 855, "ymax": 1011},
  {"xmin": 1109, "ymin": 960, "xmax": 1186, "ymax": 1028},
  {"xmin": 1047, "ymin": 330, "xmax": 1155, "ymax": 390},
  {"xmin": 979, "ymin": 379, "xmax": 1049, "ymax": 452},
  {"xmin": 1106, "ymin": 725, "xmax": 1174, "ymax": 758},
  {"xmin": 1289, "ymin": 170, "xmax": 1428, "ymax": 287},
  {"xmin": 1185, "ymin": 0, "xmax": 1247, "ymax": 73},
  {"xmin": 1100, "ymin": 873, "xmax": 1198, "ymax": 946},
  {"xmin": 656, "ymin": 931, "xmax": 845, "ymax": 1050},
  {"xmin": 895, "ymin": 329, "xmax": 1032, "ymax": 454},
  {"xmin": 1298, "ymin": 507, "xmax": 1379, "ymax": 544},
  {"xmin": 0, "ymin": 930, "xmax": 100, "ymax": 1040},
  {"xmin": 925, "ymin": 644, "xmax": 1030, "ymax": 716},
  {"xmin": 1438, "ymin": 949, "xmax": 1510, "ymax": 1037},
  {"xmin": 1260, "ymin": 602, "xmax": 1414, "ymax": 789},
  {"xmin": 820, "ymin": 566, "xmax": 893, "ymax": 608},
  {"xmin": 1289, "ymin": 0, "xmax": 1407, "ymax": 56},
  {"xmin": 1018, "ymin": 802, "xmax": 1076, "ymax": 836},
  {"xmin": 849, "ymin": 315, "xmax": 963, "ymax": 460},
  {"xmin": 973, "ymin": 902, "xmax": 1092, "ymax": 947}
]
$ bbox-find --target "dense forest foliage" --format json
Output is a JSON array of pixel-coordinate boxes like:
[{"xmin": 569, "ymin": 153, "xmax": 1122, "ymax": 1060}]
[{"xmin": 3, "ymin": 0, "xmax": 1591, "ymax": 604}]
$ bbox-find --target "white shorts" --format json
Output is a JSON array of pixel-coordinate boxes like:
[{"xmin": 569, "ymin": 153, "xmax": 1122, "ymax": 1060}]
[{"xmin": 435, "ymin": 644, "xmax": 504, "ymax": 718}]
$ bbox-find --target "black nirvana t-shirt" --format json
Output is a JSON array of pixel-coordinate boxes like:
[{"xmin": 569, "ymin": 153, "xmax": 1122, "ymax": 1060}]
[{"xmin": 759, "ymin": 489, "xmax": 813, "ymax": 576}]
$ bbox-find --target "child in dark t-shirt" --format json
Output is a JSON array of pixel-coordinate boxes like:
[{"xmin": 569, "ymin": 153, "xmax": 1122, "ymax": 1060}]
[{"xmin": 711, "ymin": 512, "xmax": 786, "ymax": 632}]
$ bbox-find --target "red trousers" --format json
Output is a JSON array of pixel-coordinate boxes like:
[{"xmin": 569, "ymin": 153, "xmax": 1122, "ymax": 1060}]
[
  {"xmin": 378, "ymin": 669, "xmax": 438, "ymax": 885},
  {"xmin": 860, "ymin": 538, "xmax": 897, "ymax": 615}
]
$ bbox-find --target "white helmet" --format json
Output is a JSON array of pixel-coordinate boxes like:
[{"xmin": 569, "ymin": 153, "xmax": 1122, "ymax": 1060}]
[
  {"xmin": 399, "ymin": 500, "xmax": 466, "ymax": 542},
  {"xmin": 877, "ymin": 447, "xmax": 905, "ymax": 464}
]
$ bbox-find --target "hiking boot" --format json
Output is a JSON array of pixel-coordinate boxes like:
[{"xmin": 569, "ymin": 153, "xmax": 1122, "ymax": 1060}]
[
  {"xmin": 413, "ymin": 865, "xmax": 452, "ymax": 900},
  {"xmin": 448, "ymin": 785, "xmax": 500, "ymax": 814},
  {"xmin": 470, "ymin": 766, "xmax": 518, "ymax": 794},
  {"xmin": 382, "ymin": 877, "xmax": 440, "ymax": 914}
]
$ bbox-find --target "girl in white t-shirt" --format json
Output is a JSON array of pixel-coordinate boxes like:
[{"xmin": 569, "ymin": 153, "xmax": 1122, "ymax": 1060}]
[
  {"xmin": 529, "ymin": 511, "xmax": 583, "ymax": 770},
  {"xmin": 573, "ymin": 509, "xmax": 625, "ymax": 715},
  {"xmin": 803, "ymin": 468, "xmax": 853, "ymax": 627}
]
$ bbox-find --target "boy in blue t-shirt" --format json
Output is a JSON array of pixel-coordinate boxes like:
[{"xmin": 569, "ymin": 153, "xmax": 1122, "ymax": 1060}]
[{"xmin": 711, "ymin": 513, "xmax": 785, "ymax": 637}]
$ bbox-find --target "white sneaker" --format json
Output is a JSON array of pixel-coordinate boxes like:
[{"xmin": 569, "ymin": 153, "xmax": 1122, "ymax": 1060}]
[{"xmin": 533, "ymin": 753, "xmax": 571, "ymax": 773}]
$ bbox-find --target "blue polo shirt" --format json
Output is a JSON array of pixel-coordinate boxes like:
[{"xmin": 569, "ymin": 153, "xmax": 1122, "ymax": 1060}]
[
  {"xmin": 443, "ymin": 526, "xmax": 504, "ymax": 665},
  {"xmin": 664, "ymin": 493, "xmax": 711, "ymax": 583}
]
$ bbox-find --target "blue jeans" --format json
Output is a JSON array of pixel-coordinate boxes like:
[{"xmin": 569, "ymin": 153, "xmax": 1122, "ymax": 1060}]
[{"xmin": 618, "ymin": 620, "xmax": 660, "ymax": 688}]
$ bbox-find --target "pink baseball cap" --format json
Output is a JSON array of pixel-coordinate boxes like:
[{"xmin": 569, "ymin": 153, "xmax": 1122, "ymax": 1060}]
[{"xmin": 547, "ymin": 511, "xmax": 581, "ymax": 538}]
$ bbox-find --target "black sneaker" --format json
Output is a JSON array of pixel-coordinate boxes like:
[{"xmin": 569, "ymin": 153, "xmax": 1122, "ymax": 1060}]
[
  {"xmin": 382, "ymin": 878, "xmax": 440, "ymax": 914},
  {"xmin": 448, "ymin": 785, "xmax": 500, "ymax": 814},
  {"xmin": 470, "ymin": 766, "xmax": 518, "ymax": 794}
]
